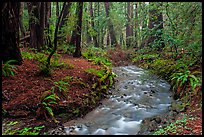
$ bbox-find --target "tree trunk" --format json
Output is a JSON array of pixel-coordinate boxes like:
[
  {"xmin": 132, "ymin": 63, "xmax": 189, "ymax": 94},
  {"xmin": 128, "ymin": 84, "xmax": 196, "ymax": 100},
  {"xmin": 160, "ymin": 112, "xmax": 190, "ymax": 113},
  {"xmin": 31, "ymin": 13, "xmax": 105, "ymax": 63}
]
[
  {"xmin": 29, "ymin": 2, "xmax": 44, "ymax": 51},
  {"xmin": 126, "ymin": 2, "xmax": 131, "ymax": 48},
  {"xmin": 73, "ymin": 2, "xmax": 83, "ymax": 57},
  {"xmin": 134, "ymin": 2, "xmax": 138, "ymax": 49},
  {"xmin": 45, "ymin": 2, "xmax": 51, "ymax": 28},
  {"xmin": 56, "ymin": 2, "xmax": 59, "ymax": 18},
  {"xmin": 147, "ymin": 2, "xmax": 165, "ymax": 51},
  {"xmin": 90, "ymin": 2, "xmax": 98, "ymax": 47},
  {"xmin": 85, "ymin": 4, "xmax": 92, "ymax": 44},
  {"xmin": 46, "ymin": 2, "xmax": 66, "ymax": 69},
  {"xmin": 39, "ymin": 2, "xmax": 45, "ymax": 48},
  {"xmin": 104, "ymin": 2, "xmax": 118, "ymax": 47},
  {"xmin": 19, "ymin": 2, "xmax": 25, "ymax": 38},
  {"xmin": 59, "ymin": 2, "xmax": 72, "ymax": 30},
  {"xmin": 2, "ymin": 2, "xmax": 23, "ymax": 65}
]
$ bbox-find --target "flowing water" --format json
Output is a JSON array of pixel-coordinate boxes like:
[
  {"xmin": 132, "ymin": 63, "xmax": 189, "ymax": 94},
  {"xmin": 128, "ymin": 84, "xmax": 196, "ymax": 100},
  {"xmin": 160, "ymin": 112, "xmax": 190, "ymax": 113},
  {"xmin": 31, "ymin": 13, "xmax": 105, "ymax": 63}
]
[{"xmin": 53, "ymin": 66, "xmax": 173, "ymax": 135}]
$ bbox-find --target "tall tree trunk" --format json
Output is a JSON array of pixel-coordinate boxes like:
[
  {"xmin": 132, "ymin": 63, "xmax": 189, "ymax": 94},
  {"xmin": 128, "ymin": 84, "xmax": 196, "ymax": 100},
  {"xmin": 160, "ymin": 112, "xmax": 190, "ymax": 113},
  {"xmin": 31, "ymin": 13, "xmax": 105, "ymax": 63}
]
[
  {"xmin": 59, "ymin": 2, "xmax": 72, "ymax": 30},
  {"xmin": 45, "ymin": 2, "xmax": 51, "ymax": 28},
  {"xmin": 28, "ymin": 2, "xmax": 44, "ymax": 51},
  {"xmin": 44, "ymin": 2, "xmax": 52, "ymax": 48},
  {"xmin": 2, "ymin": 2, "xmax": 23, "ymax": 65},
  {"xmin": 97, "ymin": 2, "xmax": 100, "ymax": 47},
  {"xmin": 85, "ymin": 4, "xmax": 92, "ymax": 44},
  {"xmin": 90, "ymin": 2, "xmax": 98, "ymax": 47},
  {"xmin": 147, "ymin": 2, "xmax": 165, "ymax": 51},
  {"xmin": 104, "ymin": 2, "xmax": 118, "ymax": 47},
  {"xmin": 19, "ymin": 2, "xmax": 25, "ymax": 38},
  {"xmin": 39, "ymin": 2, "xmax": 45, "ymax": 48},
  {"xmin": 126, "ymin": 2, "xmax": 131, "ymax": 48},
  {"xmin": 56, "ymin": 2, "xmax": 59, "ymax": 24},
  {"xmin": 46, "ymin": 2, "xmax": 66, "ymax": 70},
  {"xmin": 73, "ymin": 2, "xmax": 83, "ymax": 57},
  {"xmin": 134, "ymin": 2, "xmax": 138, "ymax": 49}
]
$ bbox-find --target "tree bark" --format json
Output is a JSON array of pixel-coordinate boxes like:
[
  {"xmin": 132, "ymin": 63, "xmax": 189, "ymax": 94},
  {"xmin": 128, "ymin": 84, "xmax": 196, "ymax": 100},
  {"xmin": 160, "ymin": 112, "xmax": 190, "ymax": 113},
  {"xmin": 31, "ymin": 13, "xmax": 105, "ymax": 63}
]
[
  {"xmin": 2, "ymin": 2, "xmax": 23, "ymax": 65},
  {"xmin": 19, "ymin": 2, "xmax": 25, "ymax": 38},
  {"xmin": 39, "ymin": 2, "xmax": 45, "ymax": 48},
  {"xmin": 104, "ymin": 2, "xmax": 118, "ymax": 47},
  {"xmin": 85, "ymin": 4, "xmax": 92, "ymax": 44},
  {"xmin": 90, "ymin": 2, "xmax": 98, "ymax": 47},
  {"xmin": 134, "ymin": 2, "xmax": 138, "ymax": 49},
  {"xmin": 147, "ymin": 2, "xmax": 165, "ymax": 51},
  {"xmin": 126, "ymin": 2, "xmax": 131, "ymax": 48},
  {"xmin": 73, "ymin": 2, "xmax": 83, "ymax": 57},
  {"xmin": 56, "ymin": 2, "xmax": 59, "ymax": 18},
  {"xmin": 29, "ymin": 2, "xmax": 44, "ymax": 51},
  {"xmin": 59, "ymin": 2, "xmax": 72, "ymax": 30},
  {"xmin": 46, "ymin": 2, "xmax": 66, "ymax": 69}
]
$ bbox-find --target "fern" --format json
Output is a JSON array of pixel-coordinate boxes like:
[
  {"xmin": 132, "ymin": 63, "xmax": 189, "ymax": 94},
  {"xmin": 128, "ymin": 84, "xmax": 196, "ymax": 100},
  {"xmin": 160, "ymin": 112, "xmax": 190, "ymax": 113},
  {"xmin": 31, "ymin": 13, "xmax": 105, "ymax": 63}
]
[
  {"xmin": 2, "ymin": 60, "xmax": 17, "ymax": 77},
  {"xmin": 170, "ymin": 70, "xmax": 201, "ymax": 91}
]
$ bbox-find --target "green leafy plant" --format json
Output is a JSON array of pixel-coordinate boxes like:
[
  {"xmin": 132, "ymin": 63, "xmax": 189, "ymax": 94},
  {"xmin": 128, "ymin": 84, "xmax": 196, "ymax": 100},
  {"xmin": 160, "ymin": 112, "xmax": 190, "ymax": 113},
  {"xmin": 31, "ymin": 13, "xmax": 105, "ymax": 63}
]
[
  {"xmin": 2, "ymin": 60, "xmax": 17, "ymax": 77},
  {"xmin": 21, "ymin": 51, "xmax": 35, "ymax": 59},
  {"xmin": 39, "ymin": 64, "xmax": 52, "ymax": 76},
  {"xmin": 153, "ymin": 114, "xmax": 187, "ymax": 135},
  {"xmin": 40, "ymin": 90, "xmax": 60, "ymax": 123},
  {"xmin": 17, "ymin": 125, "xmax": 45, "ymax": 135},
  {"xmin": 7, "ymin": 121, "xmax": 18, "ymax": 126},
  {"xmin": 85, "ymin": 68, "xmax": 106, "ymax": 78},
  {"xmin": 171, "ymin": 70, "xmax": 201, "ymax": 91},
  {"xmin": 82, "ymin": 45, "xmax": 111, "ymax": 67},
  {"xmin": 54, "ymin": 80, "xmax": 69, "ymax": 93}
]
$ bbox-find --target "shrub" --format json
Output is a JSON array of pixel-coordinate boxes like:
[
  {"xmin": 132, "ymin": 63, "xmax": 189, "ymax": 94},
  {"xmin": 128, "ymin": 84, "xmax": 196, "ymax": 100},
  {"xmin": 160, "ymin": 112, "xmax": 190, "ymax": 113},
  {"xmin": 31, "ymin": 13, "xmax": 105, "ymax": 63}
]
[{"xmin": 2, "ymin": 60, "xmax": 17, "ymax": 77}]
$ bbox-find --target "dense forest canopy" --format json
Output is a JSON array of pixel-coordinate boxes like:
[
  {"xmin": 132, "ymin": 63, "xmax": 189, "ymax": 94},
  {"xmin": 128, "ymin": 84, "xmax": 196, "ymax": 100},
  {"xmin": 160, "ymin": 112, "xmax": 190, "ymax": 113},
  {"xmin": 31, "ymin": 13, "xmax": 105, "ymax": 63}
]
[{"xmin": 2, "ymin": 2, "xmax": 202, "ymax": 135}]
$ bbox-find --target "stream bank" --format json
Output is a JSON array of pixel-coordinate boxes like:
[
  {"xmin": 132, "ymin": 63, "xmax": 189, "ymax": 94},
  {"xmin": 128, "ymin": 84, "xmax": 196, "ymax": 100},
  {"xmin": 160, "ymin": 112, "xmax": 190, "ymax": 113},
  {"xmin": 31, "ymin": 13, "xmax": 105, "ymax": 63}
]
[{"xmin": 45, "ymin": 65, "xmax": 179, "ymax": 135}]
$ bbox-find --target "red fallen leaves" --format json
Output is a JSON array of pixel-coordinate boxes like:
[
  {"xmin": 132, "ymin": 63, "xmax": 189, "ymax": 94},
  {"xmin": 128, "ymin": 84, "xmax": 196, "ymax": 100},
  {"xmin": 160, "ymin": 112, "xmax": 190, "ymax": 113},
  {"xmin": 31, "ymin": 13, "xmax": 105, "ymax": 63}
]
[{"xmin": 2, "ymin": 54, "xmax": 102, "ymax": 127}]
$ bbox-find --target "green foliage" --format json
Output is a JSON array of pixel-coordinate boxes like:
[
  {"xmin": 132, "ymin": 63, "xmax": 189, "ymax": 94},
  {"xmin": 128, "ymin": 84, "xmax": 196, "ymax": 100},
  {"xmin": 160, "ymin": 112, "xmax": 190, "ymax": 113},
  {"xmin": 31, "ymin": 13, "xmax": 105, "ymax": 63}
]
[
  {"xmin": 82, "ymin": 45, "xmax": 112, "ymax": 67},
  {"xmin": 132, "ymin": 53, "xmax": 159, "ymax": 63},
  {"xmin": 7, "ymin": 121, "xmax": 18, "ymax": 126},
  {"xmin": 39, "ymin": 64, "xmax": 52, "ymax": 76},
  {"xmin": 21, "ymin": 51, "xmax": 35, "ymax": 59},
  {"xmin": 40, "ymin": 90, "xmax": 60, "ymax": 120},
  {"xmin": 73, "ymin": 108, "xmax": 80, "ymax": 116},
  {"xmin": 85, "ymin": 68, "xmax": 106, "ymax": 78},
  {"xmin": 22, "ymin": 50, "xmax": 68, "ymax": 76},
  {"xmin": 63, "ymin": 76, "xmax": 73, "ymax": 82},
  {"xmin": 53, "ymin": 80, "xmax": 69, "ymax": 93},
  {"xmin": 2, "ymin": 120, "xmax": 44, "ymax": 135},
  {"xmin": 17, "ymin": 125, "xmax": 45, "ymax": 135},
  {"xmin": 2, "ymin": 60, "xmax": 17, "ymax": 77},
  {"xmin": 153, "ymin": 114, "xmax": 187, "ymax": 135},
  {"xmin": 170, "ymin": 70, "xmax": 201, "ymax": 90}
]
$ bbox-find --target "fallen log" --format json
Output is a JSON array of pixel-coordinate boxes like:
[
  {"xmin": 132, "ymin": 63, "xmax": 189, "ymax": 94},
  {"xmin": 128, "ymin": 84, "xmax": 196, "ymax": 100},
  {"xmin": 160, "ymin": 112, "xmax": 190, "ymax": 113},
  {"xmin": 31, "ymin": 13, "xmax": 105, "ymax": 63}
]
[{"xmin": 20, "ymin": 35, "xmax": 30, "ymax": 42}]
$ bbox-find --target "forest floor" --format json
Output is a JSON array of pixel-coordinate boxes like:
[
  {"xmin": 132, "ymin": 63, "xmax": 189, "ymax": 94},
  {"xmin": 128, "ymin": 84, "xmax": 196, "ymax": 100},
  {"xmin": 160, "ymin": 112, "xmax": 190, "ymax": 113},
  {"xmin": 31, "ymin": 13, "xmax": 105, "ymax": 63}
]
[{"xmin": 2, "ymin": 47, "xmax": 202, "ymax": 135}]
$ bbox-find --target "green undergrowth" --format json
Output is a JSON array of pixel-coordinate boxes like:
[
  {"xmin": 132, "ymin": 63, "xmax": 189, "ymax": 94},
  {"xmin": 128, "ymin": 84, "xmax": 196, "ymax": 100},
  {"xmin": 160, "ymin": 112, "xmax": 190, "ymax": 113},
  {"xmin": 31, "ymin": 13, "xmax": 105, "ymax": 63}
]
[
  {"xmin": 21, "ymin": 49, "xmax": 72, "ymax": 76},
  {"xmin": 152, "ymin": 114, "xmax": 188, "ymax": 135},
  {"xmin": 2, "ymin": 120, "xmax": 45, "ymax": 135},
  {"xmin": 131, "ymin": 48, "xmax": 202, "ymax": 106},
  {"xmin": 82, "ymin": 45, "xmax": 112, "ymax": 67},
  {"xmin": 2, "ymin": 60, "xmax": 18, "ymax": 77}
]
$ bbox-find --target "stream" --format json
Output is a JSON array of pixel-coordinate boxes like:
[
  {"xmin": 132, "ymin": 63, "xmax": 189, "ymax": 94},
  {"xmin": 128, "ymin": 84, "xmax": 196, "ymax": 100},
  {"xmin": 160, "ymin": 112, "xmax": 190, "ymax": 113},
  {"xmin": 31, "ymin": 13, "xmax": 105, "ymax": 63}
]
[{"xmin": 47, "ymin": 65, "xmax": 173, "ymax": 135}]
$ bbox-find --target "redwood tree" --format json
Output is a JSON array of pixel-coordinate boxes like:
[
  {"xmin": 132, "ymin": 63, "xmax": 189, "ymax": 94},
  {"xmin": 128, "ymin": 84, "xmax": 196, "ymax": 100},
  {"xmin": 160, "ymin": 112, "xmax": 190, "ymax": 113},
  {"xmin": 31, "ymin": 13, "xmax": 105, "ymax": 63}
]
[
  {"xmin": 89, "ymin": 2, "xmax": 98, "ymax": 47},
  {"xmin": 104, "ymin": 2, "xmax": 118, "ymax": 47},
  {"xmin": 147, "ymin": 2, "xmax": 165, "ymax": 51},
  {"xmin": 28, "ymin": 2, "xmax": 45, "ymax": 51},
  {"xmin": 73, "ymin": 2, "xmax": 84, "ymax": 57},
  {"xmin": 2, "ymin": 2, "xmax": 23, "ymax": 65}
]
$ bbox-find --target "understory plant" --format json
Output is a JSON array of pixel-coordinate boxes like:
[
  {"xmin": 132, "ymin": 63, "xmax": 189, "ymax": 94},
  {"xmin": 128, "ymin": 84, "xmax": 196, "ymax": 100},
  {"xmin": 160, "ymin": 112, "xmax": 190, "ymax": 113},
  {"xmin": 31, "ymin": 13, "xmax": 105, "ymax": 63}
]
[
  {"xmin": 38, "ymin": 89, "xmax": 60, "ymax": 123},
  {"xmin": 153, "ymin": 114, "xmax": 188, "ymax": 135},
  {"xmin": 82, "ymin": 45, "xmax": 112, "ymax": 67},
  {"xmin": 2, "ymin": 60, "xmax": 17, "ymax": 77}
]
